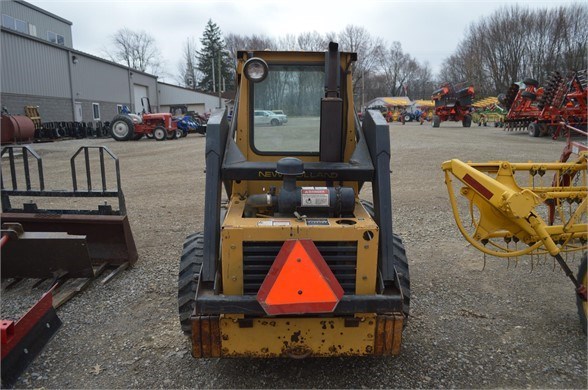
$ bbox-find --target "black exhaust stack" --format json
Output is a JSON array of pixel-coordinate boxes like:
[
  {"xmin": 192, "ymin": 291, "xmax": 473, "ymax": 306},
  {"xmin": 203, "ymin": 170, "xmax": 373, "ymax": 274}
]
[{"xmin": 320, "ymin": 42, "xmax": 343, "ymax": 162}]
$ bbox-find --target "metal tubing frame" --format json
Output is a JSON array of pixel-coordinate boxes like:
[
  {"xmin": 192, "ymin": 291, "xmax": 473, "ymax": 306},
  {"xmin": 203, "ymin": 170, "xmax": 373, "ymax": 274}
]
[{"xmin": 1, "ymin": 145, "xmax": 126, "ymax": 215}]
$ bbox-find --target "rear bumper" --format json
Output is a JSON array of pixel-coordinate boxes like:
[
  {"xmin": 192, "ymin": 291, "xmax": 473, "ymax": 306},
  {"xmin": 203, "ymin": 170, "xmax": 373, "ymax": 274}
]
[
  {"xmin": 195, "ymin": 291, "xmax": 403, "ymax": 316},
  {"xmin": 191, "ymin": 314, "xmax": 404, "ymax": 358},
  {"xmin": 191, "ymin": 289, "xmax": 404, "ymax": 358}
]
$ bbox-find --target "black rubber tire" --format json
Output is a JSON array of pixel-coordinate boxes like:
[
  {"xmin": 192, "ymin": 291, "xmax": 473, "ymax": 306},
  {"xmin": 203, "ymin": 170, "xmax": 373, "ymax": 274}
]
[
  {"xmin": 528, "ymin": 122, "xmax": 540, "ymax": 137},
  {"xmin": 175, "ymin": 129, "xmax": 183, "ymax": 139},
  {"xmin": 404, "ymin": 114, "xmax": 412, "ymax": 122},
  {"xmin": 523, "ymin": 78, "xmax": 539, "ymax": 87},
  {"xmin": 432, "ymin": 115, "xmax": 440, "ymax": 128},
  {"xmin": 146, "ymin": 133, "xmax": 154, "ymax": 139},
  {"xmin": 132, "ymin": 133, "xmax": 143, "ymax": 140},
  {"xmin": 270, "ymin": 118, "xmax": 280, "ymax": 126},
  {"xmin": 462, "ymin": 114, "xmax": 472, "ymax": 128},
  {"xmin": 110, "ymin": 115, "xmax": 134, "ymax": 141},
  {"xmin": 153, "ymin": 126, "xmax": 167, "ymax": 141},
  {"xmin": 178, "ymin": 232, "xmax": 204, "ymax": 335},
  {"xmin": 521, "ymin": 91, "xmax": 537, "ymax": 101},
  {"xmin": 360, "ymin": 200, "xmax": 410, "ymax": 320},
  {"xmin": 577, "ymin": 254, "xmax": 587, "ymax": 335}
]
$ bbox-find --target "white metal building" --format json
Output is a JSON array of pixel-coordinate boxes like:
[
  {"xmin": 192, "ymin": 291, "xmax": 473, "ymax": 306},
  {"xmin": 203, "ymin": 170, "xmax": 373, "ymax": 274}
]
[
  {"xmin": 158, "ymin": 82, "xmax": 227, "ymax": 115},
  {"xmin": 0, "ymin": 0, "xmax": 226, "ymax": 124}
]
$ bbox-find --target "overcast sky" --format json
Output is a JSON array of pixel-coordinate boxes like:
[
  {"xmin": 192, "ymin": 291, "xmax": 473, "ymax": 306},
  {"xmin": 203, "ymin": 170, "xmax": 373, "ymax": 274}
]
[{"xmin": 29, "ymin": 0, "xmax": 576, "ymax": 83}]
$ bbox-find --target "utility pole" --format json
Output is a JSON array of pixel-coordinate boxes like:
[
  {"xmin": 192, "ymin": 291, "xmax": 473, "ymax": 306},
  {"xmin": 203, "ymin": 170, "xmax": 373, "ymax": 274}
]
[
  {"xmin": 211, "ymin": 57, "xmax": 216, "ymax": 93},
  {"xmin": 218, "ymin": 51, "xmax": 222, "ymax": 109},
  {"xmin": 361, "ymin": 70, "xmax": 365, "ymax": 110}
]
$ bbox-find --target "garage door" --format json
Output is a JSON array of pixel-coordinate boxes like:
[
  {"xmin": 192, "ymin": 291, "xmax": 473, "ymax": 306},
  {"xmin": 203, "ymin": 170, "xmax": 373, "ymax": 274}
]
[{"xmin": 133, "ymin": 84, "xmax": 148, "ymax": 114}]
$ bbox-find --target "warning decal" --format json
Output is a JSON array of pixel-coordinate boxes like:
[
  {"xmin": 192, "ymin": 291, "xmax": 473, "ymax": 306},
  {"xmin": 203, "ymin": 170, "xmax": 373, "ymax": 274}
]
[{"xmin": 301, "ymin": 187, "xmax": 329, "ymax": 207}]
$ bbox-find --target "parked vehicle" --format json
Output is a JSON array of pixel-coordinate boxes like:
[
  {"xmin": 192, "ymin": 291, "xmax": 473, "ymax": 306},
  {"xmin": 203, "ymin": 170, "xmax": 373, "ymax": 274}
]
[
  {"xmin": 254, "ymin": 110, "xmax": 283, "ymax": 126},
  {"xmin": 178, "ymin": 42, "xmax": 410, "ymax": 358},
  {"xmin": 110, "ymin": 98, "xmax": 178, "ymax": 141},
  {"xmin": 271, "ymin": 110, "xmax": 288, "ymax": 123},
  {"xmin": 174, "ymin": 115, "xmax": 205, "ymax": 136},
  {"xmin": 431, "ymin": 82, "xmax": 475, "ymax": 128}
]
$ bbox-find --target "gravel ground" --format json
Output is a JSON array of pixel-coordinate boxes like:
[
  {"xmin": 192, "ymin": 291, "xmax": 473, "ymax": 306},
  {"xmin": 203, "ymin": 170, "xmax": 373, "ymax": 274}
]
[{"xmin": 1, "ymin": 122, "xmax": 586, "ymax": 389}]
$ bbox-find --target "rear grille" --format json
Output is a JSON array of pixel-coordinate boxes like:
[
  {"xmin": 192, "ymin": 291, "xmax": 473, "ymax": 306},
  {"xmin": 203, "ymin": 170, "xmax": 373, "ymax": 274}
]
[{"xmin": 242, "ymin": 241, "xmax": 357, "ymax": 295}]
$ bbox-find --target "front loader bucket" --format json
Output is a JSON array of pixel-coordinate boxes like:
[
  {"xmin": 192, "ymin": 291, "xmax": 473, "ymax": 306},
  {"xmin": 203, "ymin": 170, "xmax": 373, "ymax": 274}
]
[
  {"xmin": 1, "ymin": 213, "xmax": 137, "ymax": 267},
  {"xmin": 1, "ymin": 145, "xmax": 138, "ymax": 278},
  {"xmin": 1, "ymin": 223, "xmax": 94, "ymax": 279}
]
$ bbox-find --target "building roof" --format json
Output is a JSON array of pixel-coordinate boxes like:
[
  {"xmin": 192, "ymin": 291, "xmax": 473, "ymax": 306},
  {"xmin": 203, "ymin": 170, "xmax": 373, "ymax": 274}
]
[
  {"xmin": 14, "ymin": 0, "xmax": 73, "ymax": 25},
  {"xmin": 1, "ymin": 27, "xmax": 157, "ymax": 78},
  {"xmin": 367, "ymin": 96, "xmax": 412, "ymax": 107},
  {"xmin": 413, "ymin": 99, "xmax": 435, "ymax": 108},
  {"xmin": 157, "ymin": 81, "xmax": 235, "ymax": 100}
]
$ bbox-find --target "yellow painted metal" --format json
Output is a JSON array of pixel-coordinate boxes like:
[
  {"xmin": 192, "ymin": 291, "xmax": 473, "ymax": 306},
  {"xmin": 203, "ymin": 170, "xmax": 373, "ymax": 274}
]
[
  {"xmin": 442, "ymin": 154, "xmax": 587, "ymax": 258},
  {"xmin": 234, "ymin": 51, "xmax": 356, "ymax": 164},
  {"xmin": 472, "ymin": 97, "xmax": 499, "ymax": 108},
  {"xmin": 232, "ymin": 50, "xmax": 359, "ymax": 199},
  {"xmin": 381, "ymin": 97, "xmax": 411, "ymax": 107},
  {"xmin": 221, "ymin": 198, "xmax": 379, "ymax": 295},
  {"xmin": 220, "ymin": 314, "xmax": 379, "ymax": 357},
  {"xmin": 413, "ymin": 99, "xmax": 435, "ymax": 108},
  {"xmin": 582, "ymin": 260, "xmax": 587, "ymax": 319}
]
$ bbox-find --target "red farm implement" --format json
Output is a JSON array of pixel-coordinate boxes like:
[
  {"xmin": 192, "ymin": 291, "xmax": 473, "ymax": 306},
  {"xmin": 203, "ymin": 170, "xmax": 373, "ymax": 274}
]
[
  {"xmin": 431, "ymin": 82, "xmax": 475, "ymax": 128},
  {"xmin": 500, "ymin": 70, "xmax": 587, "ymax": 138}
]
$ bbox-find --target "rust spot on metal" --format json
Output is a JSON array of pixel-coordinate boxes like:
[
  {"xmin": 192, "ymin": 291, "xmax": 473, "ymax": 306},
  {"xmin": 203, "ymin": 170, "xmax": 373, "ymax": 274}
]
[{"xmin": 290, "ymin": 330, "xmax": 302, "ymax": 343}]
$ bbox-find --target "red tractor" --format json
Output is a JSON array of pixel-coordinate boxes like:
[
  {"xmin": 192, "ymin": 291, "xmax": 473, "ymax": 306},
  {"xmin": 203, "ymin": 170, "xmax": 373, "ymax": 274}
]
[
  {"xmin": 431, "ymin": 82, "xmax": 475, "ymax": 128},
  {"xmin": 110, "ymin": 97, "xmax": 179, "ymax": 141},
  {"xmin": 500, "ymin": 70, "xmax": 587, "ymax": 137}
]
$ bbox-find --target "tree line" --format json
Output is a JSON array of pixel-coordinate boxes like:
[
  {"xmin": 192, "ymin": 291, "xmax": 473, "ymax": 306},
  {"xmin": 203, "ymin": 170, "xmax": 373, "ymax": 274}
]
[
  {"xmin": 104, "ymin": 3, "xmax": 587, "ymax": 105},
  {"xmin": 439, "ymin": 4, "xmax": 587, "ymax": 97}
]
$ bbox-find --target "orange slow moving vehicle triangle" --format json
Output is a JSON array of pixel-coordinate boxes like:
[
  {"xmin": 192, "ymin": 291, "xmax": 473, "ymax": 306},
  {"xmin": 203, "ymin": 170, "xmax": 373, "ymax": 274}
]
[{"xmin": 257, "ymin": 240, "xmax": 344, "ymax": 315}]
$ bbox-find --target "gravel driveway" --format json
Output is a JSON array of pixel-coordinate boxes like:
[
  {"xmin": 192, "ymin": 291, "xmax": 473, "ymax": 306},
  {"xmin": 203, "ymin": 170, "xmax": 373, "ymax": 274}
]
[{"xmin": 2, "ymin": 122, "xmax": 586, "ymax": 389}]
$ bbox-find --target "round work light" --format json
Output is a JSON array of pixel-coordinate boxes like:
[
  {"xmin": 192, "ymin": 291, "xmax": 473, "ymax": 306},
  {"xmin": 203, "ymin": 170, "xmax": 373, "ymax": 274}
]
[{"xmin": 244, "ymin": 58, "xmax": 269, "ymax": 83}]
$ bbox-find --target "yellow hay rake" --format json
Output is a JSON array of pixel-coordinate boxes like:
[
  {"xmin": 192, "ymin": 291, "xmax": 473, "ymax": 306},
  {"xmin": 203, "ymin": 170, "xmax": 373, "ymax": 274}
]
[{"xmin": 442, "ymin": 151, "xmax": 587, "ymax": 332}]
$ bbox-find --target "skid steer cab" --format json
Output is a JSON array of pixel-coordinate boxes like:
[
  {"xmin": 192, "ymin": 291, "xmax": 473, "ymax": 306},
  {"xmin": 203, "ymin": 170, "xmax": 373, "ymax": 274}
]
[{"xmin": 178, "ymin": 42, "xmax": 410, "ymax": 358}]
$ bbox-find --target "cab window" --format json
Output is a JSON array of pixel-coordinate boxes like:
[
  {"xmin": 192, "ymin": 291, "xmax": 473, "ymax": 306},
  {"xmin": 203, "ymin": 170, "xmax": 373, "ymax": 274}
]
[{"xmin": 252, "ymin": 64, "xmax": 324, "ymax": 154}]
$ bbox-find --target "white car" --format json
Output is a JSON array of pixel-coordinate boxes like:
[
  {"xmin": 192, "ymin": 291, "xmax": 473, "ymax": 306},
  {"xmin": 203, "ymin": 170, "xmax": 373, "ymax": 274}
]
[
  {"xmin": 271, "ymin": 110, "xmax": 288, "ymax": 124},
  {"xmin": 254, "ymin": 110, "xmax": 283, "ymax": 126}
]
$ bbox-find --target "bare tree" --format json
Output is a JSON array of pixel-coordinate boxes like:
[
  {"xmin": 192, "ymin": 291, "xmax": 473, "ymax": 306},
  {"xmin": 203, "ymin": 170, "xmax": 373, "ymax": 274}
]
[
  {"xmin": 337, "ymin": 25, "xmax": 383, "ymax": 105},
  {"xmin": 105, "ymin": 28, "xmax": 161, "ymax": 73},
  {"xmin": 224, "ymin": 33, "xmax": 277, "ymax": 70},
  {"xmin": 176, "ymin": 37, "xmax": 199, "ymax": 88},
  {"xmin": 221, "ymin": 25, "xmax": 434, "ymax": 104},
  {"xmin": 296, "ymin": 31, "xmax": 329, "ymax": 51},
  {"xmin": 439, "ymin": 4, "xmax": 588, "ymax": 97}
]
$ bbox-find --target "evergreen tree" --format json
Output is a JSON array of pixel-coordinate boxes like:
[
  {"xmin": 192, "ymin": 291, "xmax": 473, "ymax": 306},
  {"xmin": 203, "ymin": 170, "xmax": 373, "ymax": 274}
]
[{"xmin": 197, "ymin": 19, "xmax": 234, "ymax": 93}]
